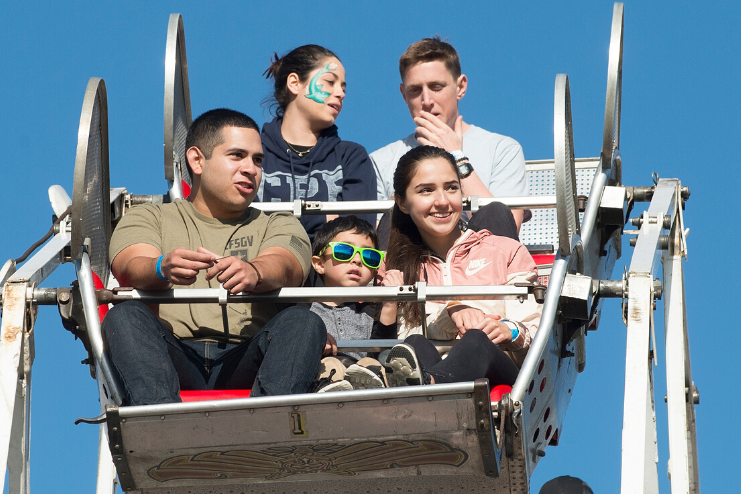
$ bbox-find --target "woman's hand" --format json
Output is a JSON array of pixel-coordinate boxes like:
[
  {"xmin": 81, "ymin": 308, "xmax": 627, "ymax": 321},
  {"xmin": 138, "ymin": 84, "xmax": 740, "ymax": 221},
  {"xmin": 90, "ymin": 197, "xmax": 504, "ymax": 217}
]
[
  {"xmin": 476, "ymin": 315, "xmax": 513, "ymax": 345},
  {"xmin": 447, "ymin": 304, "xmax": 490, "ymax": 334}
]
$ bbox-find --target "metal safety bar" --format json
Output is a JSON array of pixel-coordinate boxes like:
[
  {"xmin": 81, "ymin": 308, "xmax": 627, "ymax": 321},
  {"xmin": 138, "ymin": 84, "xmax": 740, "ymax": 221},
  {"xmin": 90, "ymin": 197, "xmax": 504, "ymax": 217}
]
[
  {"xmin": 247, "ymin": 196, "xmax": 557, "ymax": 216},
  {"xmin": 97, "ymin": 283, "xmax": 535, "ymax": 305},
  {"xmin": 118, "ymin": 380, "xmax": 476, "ymax": 418}
]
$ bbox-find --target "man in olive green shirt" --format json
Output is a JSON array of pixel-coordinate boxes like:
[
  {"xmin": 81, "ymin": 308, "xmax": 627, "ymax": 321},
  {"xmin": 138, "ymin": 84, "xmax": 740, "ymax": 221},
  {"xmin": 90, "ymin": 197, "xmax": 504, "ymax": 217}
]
[{"xmin": 102, "ymin": 109, "xmax": 327, "ymax": 405}]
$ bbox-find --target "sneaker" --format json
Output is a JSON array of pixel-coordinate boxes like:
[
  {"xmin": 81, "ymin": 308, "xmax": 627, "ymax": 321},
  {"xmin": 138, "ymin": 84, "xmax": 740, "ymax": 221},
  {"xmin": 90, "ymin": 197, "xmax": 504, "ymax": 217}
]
[
  {"xmin": 309, "ymin": 368, "xmax": 352, "ymax": 393},
  {"xmin": 384, "ymin": 343, "xmax": 431, "ymax": 387},
  {"xmin": 316, "ymin": 380, "xmax": 353, "ymax": 393},
  {"xmin": 345, "ymin": 364, "xmax": 385, "ymax": 389},
  {"xmin": 317, "ymin": 357, "xmax": 346, "ymax": 381}
]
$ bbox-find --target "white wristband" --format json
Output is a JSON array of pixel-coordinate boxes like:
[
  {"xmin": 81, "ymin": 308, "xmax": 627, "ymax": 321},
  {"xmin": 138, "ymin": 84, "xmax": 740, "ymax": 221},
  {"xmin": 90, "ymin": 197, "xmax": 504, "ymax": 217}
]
[{"xmin": 450, "ymin": 150, "xmax": 465, "ymax": 161}]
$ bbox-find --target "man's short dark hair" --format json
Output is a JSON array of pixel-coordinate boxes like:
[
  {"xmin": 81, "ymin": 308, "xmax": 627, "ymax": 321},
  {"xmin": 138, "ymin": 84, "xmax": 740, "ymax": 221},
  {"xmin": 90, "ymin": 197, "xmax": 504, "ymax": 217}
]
[
  {"xmin": 186, "ymin": 108, "xmax": 259, "ymax": 160},
  {"xmin": 399, "ymin": 36, "xmax": 461, "ymax": 81},
  {"xmin": 312, "ymin": 216, "xmax": 379, "ymax": 257}
]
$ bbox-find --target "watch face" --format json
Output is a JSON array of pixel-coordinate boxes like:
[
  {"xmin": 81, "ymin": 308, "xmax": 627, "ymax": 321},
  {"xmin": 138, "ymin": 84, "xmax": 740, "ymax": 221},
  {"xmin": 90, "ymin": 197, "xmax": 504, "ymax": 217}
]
[{"xmin": 457, "ymin": 162, "xmax": 474, "ymax": 178}]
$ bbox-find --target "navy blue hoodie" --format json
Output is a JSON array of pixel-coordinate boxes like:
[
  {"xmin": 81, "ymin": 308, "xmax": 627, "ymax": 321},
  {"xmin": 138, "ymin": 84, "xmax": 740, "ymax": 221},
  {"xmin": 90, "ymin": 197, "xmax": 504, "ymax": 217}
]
[{"xmin": 258, "ymin": 117, "xmax": 377, "ymax": 237}]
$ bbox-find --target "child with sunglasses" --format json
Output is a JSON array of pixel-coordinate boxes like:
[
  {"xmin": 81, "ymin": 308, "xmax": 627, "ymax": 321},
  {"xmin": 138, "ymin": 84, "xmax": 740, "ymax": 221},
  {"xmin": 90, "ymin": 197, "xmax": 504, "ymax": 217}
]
[{"xmin": 307, "ymin": 216, "xmax": 400, "ymax": 392}]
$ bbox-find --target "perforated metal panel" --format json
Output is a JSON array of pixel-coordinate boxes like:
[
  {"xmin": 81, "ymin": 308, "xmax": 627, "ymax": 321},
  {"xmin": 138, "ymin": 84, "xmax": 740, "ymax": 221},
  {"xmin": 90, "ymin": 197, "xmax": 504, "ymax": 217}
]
[
  {"xmin": 519, "ymin": 159, "xmax": 599, "ymax": 248},
  {"xmin": 172, "ymin": 40, "xmax": 190, "ymax": 186},
  {"xmin": 164, "ymin": 14, "xmax": 192, "ymax": 186},
  {"xmin": 71, "ymin": 78, "xmax": 111, "ymax": 285}
]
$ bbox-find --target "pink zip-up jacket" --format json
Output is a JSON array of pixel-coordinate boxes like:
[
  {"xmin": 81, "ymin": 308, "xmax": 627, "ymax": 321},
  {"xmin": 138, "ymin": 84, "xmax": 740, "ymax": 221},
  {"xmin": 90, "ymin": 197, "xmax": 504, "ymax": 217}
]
[{"xmin": 378, "ymin": 229, "xmax": 541, "ymax": 367}]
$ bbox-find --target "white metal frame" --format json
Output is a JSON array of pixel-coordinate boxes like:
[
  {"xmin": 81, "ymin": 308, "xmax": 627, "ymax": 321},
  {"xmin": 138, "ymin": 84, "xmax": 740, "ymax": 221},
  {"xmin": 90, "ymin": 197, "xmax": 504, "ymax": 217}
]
[{"xmin": 619, "ymin": 179, "xmax": 698, "ymax": 493}]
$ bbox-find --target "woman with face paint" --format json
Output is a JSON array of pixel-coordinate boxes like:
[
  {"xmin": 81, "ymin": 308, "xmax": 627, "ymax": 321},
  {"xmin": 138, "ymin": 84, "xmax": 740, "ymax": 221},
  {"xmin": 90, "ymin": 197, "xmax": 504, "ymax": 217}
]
[
  {"xmin": 259, "ymin": 45, "xmax": 377, "ymax": 239},
  {"xmin": 377, "ymin": 145, "xmax": 543, "ymax": 388}
]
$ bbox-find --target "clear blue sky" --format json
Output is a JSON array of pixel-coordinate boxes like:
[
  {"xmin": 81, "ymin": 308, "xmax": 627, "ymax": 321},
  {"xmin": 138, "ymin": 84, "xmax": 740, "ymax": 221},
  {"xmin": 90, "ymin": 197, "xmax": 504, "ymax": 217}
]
[{"xmin": 1, "ymin": 1, "xmax": 737, "ymax": 492}]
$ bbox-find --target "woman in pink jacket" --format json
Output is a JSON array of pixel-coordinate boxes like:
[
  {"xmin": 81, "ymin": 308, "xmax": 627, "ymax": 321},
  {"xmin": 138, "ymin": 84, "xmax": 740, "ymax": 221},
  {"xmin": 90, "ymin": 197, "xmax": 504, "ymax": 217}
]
[{"xmin": 379, "ymin": 145, "xmax": 542, "ymax": 388}]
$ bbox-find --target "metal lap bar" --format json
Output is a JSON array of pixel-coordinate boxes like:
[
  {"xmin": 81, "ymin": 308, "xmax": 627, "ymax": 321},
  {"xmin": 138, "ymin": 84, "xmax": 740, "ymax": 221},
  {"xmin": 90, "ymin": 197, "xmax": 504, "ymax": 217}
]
[
  {"xmin": 124, "ymin": 381, "xmax": 476, "ymax": 416},
  {"xmin": 250, "ymin": 196, "xmax": 558, "ymax": 215},
  {"xmin": 620, "ymin": 179, "xmax": 679, "ymax": 494},
  {"xmin": 104, "ymin": 283, "xmax": 530, "ymax": 305}
]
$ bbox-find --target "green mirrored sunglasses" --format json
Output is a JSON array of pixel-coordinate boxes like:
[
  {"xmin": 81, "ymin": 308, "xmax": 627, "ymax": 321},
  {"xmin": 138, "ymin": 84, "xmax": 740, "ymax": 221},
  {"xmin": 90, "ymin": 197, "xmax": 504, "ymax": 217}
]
[{"xmin": 321, "ymin": 242, "xmax": 385, "ymax": 269}]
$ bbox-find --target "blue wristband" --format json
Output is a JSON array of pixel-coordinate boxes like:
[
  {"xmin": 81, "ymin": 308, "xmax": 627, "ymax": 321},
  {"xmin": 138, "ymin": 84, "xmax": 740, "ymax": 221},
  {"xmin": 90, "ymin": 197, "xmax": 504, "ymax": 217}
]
[
  {"xmin": 501, "ymin": 319, "xmax": 519, "ymax": 341},
  {"xmin": 155, "ymin": 255, "xmax": 168, "ymax": 281}
]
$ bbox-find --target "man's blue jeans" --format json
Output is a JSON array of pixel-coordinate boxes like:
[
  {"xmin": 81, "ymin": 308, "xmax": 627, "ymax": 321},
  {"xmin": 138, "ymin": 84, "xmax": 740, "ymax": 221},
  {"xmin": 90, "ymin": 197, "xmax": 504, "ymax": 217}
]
[{"xmin": 101, "ymin": 301, "xmax": 326, "ymax": 406}]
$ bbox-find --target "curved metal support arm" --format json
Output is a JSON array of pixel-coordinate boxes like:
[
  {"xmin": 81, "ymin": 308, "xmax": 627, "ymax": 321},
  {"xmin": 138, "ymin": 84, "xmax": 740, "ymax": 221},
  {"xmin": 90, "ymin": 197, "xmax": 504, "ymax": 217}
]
[
  {"xmin": 511, "ymin": 256, "xmax": 569, "ymax": 402},
  {"xmin": 75, "ymin": 252, "xmax": 123, "ymax": 405}
]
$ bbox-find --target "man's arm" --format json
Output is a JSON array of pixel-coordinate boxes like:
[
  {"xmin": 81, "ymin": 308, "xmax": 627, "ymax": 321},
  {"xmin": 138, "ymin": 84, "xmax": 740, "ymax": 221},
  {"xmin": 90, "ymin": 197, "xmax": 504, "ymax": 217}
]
[{"xmin": 112, "ymin": 244, "xmax": 303, "ymax": 294}]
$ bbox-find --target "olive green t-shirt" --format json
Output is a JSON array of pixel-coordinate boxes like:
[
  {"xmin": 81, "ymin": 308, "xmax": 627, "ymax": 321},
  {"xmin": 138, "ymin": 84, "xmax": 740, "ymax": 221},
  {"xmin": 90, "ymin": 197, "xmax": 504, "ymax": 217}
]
[{"xmin": 109, "ymin": 200, "xmax": 311, "ymax": 341}]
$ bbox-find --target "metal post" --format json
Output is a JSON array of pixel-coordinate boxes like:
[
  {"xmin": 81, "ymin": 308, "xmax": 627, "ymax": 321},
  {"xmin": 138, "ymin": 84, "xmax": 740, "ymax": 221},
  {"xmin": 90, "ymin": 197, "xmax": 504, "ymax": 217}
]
[
  {"xmin": 0, "ymin": 282, "xmax": 31, "ymax": 494},
  {"xmin": 663, "ymin": 246, "xmax": 700, "ymax": 493},
  {"xmin": 620, "ymin": 274, "xmax": 659, "ymax": 494},
  {"xmin": 7, "ymin": 344, "xmax": 31, "ymax": 494}
]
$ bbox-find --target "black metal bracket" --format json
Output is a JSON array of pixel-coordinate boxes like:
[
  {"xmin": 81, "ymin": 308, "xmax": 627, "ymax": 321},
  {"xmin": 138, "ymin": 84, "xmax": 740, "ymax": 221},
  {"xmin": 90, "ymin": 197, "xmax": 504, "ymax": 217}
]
[
  {"xmin": 473, "ymin": 378, "xmax": 501, "ymax": 477},
  {"xmin": 105, "ymin": 405, "xmax": 136, "ymax": 491}
]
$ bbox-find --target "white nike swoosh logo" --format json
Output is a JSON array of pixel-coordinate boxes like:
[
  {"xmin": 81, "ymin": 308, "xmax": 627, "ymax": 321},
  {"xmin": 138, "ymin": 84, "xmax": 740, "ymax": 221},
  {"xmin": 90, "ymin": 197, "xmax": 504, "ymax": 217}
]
[{"xmin": 465, "ymin": 261, "xmax": 492, "ymax": 276}]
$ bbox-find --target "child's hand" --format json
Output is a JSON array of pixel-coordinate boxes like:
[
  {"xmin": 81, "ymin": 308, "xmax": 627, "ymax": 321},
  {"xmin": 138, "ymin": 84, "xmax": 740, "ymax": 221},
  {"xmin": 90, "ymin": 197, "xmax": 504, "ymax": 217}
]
[
  {"xmin": 380, "ymin": 269, "xmax": 404, "ymax": 287},
  {"xmin": 379, "ymin": 270, "xmax": 404, "ymax": 325},
  {"xmin": 323, "ymin": 333, "xmax": 338, "ymax": 357}
]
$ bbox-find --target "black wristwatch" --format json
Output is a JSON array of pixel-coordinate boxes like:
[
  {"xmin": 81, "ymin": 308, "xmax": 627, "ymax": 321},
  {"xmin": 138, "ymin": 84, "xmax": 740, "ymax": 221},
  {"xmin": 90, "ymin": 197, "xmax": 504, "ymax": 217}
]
[{"xmin": 457, "ymin": 160, "xmax": 474, "ymax": 179}]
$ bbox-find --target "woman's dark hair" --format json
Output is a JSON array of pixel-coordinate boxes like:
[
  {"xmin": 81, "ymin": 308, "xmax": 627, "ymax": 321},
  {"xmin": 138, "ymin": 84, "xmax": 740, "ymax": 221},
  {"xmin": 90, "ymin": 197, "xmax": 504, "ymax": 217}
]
[
  {"xmin": 385, "ymin": 146, "xmax": 460, "ymax": 325},
  {"xmin": 262, "ymin": 44, "xmax": 339, "ymax": 117},
  {"xmin": 311, "ymin": 215, "xmax": 379, "ymax": 257}
]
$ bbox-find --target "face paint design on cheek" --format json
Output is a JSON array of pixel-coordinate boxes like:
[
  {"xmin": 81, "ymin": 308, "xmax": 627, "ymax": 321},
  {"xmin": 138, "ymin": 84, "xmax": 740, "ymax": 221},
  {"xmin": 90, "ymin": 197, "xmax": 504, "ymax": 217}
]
[{"xmin": 304, "ymin": 63, "xmax": 337, "ymax": 104}]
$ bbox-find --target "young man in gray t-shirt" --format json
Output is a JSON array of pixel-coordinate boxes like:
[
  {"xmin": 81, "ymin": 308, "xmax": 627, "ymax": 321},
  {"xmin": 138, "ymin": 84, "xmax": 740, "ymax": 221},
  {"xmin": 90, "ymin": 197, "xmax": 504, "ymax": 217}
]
[{"xmin": 370, "ymin": 36, "xmax": 527, "ymax": 234}]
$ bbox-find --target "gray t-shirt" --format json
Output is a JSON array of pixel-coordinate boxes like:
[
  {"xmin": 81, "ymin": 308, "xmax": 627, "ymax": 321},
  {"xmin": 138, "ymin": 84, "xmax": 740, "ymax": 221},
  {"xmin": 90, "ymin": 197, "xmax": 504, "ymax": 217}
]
[
  {"xmin": 370, "ymin": 125, "xmax": 528, "ymax": 201},
  {"xmin": 109, "ymin": 199, "xmax": 311, "ymax": 341},
  {"xmin": 309, "ymin": 302, "xmax": 376, "ymax": 360}
]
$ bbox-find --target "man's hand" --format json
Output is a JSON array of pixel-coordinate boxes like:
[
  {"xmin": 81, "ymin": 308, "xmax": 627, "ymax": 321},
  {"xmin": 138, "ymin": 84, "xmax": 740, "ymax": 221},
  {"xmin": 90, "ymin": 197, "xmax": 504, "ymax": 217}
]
[
  {"xmin": 414, "ymin": 111, "xmax": 463, "ymax": 152},
  {"xmin": 201, "ymin": 248, "xmax": 260, "ymax": 294},
  {"xmin": 159, "ymin": 247, "xmax": 216, "ymax": 285},
  {"xmin": 323, "ymin": 333, "xmax": 338, "ymax": 357}
]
